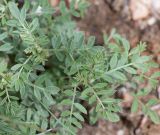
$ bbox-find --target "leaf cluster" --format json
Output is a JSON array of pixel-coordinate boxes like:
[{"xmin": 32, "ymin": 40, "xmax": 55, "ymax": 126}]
[{"xmin": 0, "ymin": 0, "xmax": 159, "ymax": 135}]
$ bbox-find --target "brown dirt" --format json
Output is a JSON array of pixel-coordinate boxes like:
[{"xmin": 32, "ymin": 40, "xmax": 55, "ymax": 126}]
[
  {"xmin": 77, "ymin": 0, "xmax": 160, "ymax": 135},
  {"xmin": 77, "ymin": 0, "xmax": 160, "ymax": 63}
]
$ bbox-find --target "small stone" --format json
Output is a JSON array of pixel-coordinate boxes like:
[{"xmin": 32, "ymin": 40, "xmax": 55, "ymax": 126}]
[
  {"xmin": 130, "ymin": 0, "xmax": 151, "ymax": 20},
  {"xmin": 147, "ymin": 17, "xmax": 156, "ymax": 25},
  {"xmin": 48, "ymin": 0, "xmax": 60, "ymax": 7},
  {"xmin": 117, "ymin": 130, "xmax": 124, "ymax": 135},
  {"xmin": 151, "ymin": 0, "xmax": 160, "ymax": 19}
]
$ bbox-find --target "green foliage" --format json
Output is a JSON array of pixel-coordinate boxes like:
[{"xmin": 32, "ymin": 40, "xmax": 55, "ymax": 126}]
[{"xmin": 0, "ymin": 0, "xmax": 159, "ymax": 134}]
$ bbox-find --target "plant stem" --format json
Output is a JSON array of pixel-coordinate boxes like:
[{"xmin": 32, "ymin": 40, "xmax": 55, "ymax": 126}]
[
  {"xmin": 18, "ymin": 56, "xmax": 32, "ymax": 79},
  {"xmin": 36, "ymin": 129, "xmax": 53, "ymax": 135},
  {"xmin": 5, "ymin": 88, "xmax": 10, "ymax": 103},
  {"xmin": 24, "ymin": 81, "xmax": 45, "ymax": 91},
  {"xmin": 105, "ymin": 63, "xmax": 134, "ymax": 74},
  {"xmin": 39, "ymin": 101, "xmax": 75, "ymax": 135},
  {"xmin": 90, "ymin": 86, "xmax": 105, "ymax": 110},
  {"xmin": 70, "ymin": 86, "xmax": 77, "ymax": 122}
]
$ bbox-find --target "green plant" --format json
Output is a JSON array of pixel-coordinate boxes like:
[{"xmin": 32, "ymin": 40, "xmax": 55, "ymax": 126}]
[{"xmin": 0, "ymin": 0, "xmax": 159, "ymax": 135}]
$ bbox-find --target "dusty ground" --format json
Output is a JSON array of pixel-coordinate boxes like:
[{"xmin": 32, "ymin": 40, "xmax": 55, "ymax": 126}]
[
  {"xmin": 78, "ymin": 0, "xmax": 160, "ymax": 63},
  {"xmin": 77, "ymin": 0, "xmax": 160, "ymax": 135}
]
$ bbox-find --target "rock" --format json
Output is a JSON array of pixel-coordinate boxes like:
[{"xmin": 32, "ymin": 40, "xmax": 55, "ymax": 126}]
[
  {"xmin": 48, "ymin": 0, "xmax": 60, "ymax": 7},
  {"xmin": 130, "ymin": 0, "xmax": 151, "ymax": 20},
  {"xmin": 147, "ymin": 17, "xmax": 156, "ymax": 25},
  {"xmin": 151, "ymin": 0, "xmax": 160, "ymax": 19}
]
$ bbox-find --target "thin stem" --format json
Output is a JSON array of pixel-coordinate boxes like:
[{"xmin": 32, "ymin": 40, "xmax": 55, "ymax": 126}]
[
  {"xmin": 69, "ymin": 53, "xmax": 75, "ymax": 62},
  {"xmin": 18, "ymin": 56, "xmax": 32, "ymax": 79},
  {"xmin": 5, "ymin": 88, "xmax": 10, "ymax": 103},
  {"xmin": 39, "ymin": 101, "xmax": 75, "ymax": 135},
  {"xmin": 70, "ymin": 86, "xmax": 77, "ymax": 122},
  {"xmin": 105, "ymin": 63, "xmax": 134, "ymax": 74},
  {"xmin": 89, "ymin": 86, "xmax": 105, "ymax": 110},
  {"xmin": 92, "ymin": 63, "xmax": 134, "ymax": 84},
  {"xmin": 143, "ymin": 74, "xmax": 158, "ymax": 83},
  {"xmin": 36, "ymin": 129, "xmax": 53, "ymax": 135},
  {"xmin": 24, "ymin": 81, "xmax": 45, "ymax": 91}
]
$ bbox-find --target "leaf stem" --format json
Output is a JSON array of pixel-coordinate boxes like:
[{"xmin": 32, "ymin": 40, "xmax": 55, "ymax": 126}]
[
  {"xmin": 89, "ymin": 86, "xmax": 105, "ymax": 110},
  {"xmin": 39, "ymin": 101, "xmax": 75, "ymax": 135},
  {"xmin": 5, "ymin": 88, "xmax": 10, "ymax": 103},
  {"xmin": 105, "ymin": 63, "xmax": 134, "ymax": 74},
  {"xmin": 70, "ymin": 86, "xmax": 77, "ymax": 122},
  {"xmin": 18, "ymin": 56, "xmax": 32, "ymax": 79},
  {"xmin": 36, "ymin": 129, "xmax": 53, "ymax": 135},
  {"xmin": 24, "ymin": 81, "xmax": 45, "ymax": 91}
]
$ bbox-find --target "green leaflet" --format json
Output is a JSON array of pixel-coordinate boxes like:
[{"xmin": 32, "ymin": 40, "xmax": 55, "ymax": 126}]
[
  {"xmin": 0, "ymin": 43, "xmax": 13, "ymax": 52},
  {"xmin": 131, "ymin": 98, "xmax": 139, "ymax": 113},
  {"xmin": 74, "ymin": 103, "xmax": 87, "ymax": 114}
]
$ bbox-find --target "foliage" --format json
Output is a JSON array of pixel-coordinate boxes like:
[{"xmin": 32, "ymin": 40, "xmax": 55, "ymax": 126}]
[{"xmin": 0, "ymin": 0, "xmax": 159, "ymax": 134}]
